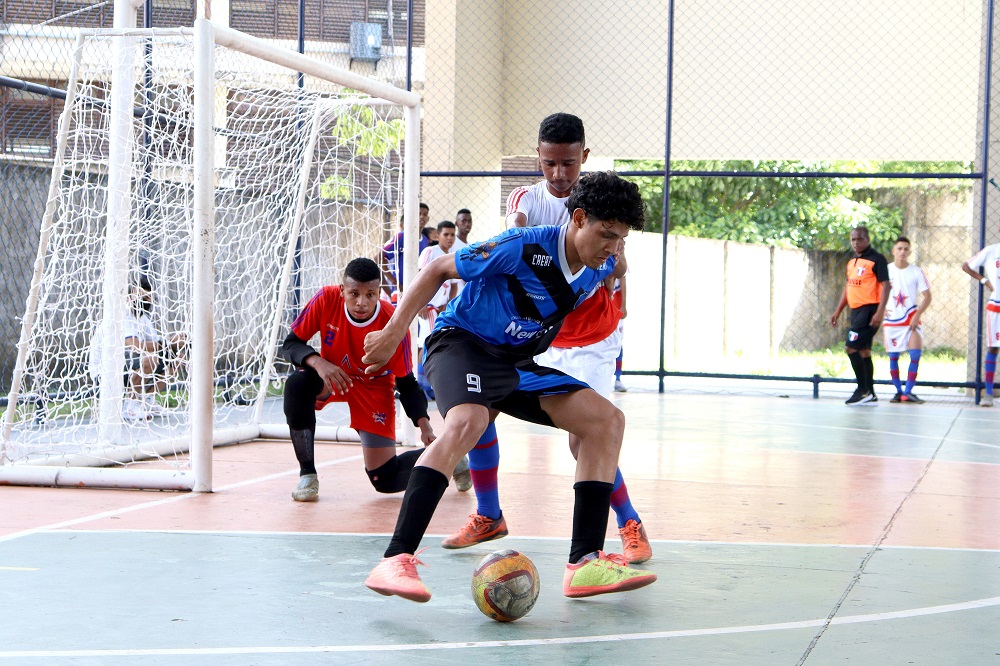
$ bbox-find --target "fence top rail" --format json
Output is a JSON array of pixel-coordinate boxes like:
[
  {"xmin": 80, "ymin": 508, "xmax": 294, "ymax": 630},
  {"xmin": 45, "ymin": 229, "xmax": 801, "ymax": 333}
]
[
  {"xmin": 74, "ymin": 27, "xmax": 194, "ymax": 37},
  {"xmin": 209, "ymin": 21, "xmax": 421, "ymax": 108}
]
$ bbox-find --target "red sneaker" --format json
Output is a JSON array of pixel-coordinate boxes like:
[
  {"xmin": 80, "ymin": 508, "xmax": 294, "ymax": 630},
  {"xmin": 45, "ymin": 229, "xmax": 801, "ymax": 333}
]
[
  {"xmin": 364, "ymin": 550, "xmax": 431, "ymax": 602},
  {"xmin": 618, "ymin": 519, "xmax": 652, "ymax": 564},
  {"xmin": 441, "ymin": 513, "xmax": 508, "ymax": 549}
]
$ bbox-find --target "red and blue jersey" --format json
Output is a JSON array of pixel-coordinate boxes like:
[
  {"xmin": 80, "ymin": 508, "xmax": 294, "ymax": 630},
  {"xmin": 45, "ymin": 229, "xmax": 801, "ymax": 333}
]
[{"xmin": 290, "ymin": 285, "xmax": 412, "ymax": 386}]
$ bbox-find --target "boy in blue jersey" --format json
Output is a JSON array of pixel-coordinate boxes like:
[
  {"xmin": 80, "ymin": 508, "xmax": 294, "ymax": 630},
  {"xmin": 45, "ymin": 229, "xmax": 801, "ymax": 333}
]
[{"xmin": 361, "ymin": 171, "xmax": 657, "ymax": 602}]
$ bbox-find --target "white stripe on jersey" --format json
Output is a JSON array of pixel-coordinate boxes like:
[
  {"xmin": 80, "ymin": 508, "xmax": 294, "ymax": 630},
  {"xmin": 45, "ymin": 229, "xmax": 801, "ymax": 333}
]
[
  {"xmin": 506, "ymin": 180, "xmax": 570, "ymax": 227},
  {"xmin": 884, "ymin": 263, "xmax": 930, "ymax": 326}
]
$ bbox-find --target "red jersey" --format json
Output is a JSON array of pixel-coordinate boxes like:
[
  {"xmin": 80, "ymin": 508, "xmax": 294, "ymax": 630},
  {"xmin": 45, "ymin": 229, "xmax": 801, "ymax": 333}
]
[
  {"xmin": 290, "ymin": 286, "xmax": 413, "ymax": 388},
  {"xmin": 551, "ymin": 286, "xmax": 621, "ymax": 348}
]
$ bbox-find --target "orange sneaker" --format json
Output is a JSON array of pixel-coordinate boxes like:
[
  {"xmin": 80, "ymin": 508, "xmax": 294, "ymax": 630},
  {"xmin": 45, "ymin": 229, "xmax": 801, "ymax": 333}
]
[
  {"xmin": 364, "ymin": 550, "xmax": 431, "ymax": 602},
  {"xmin": 440, "ymin": 513, "xmax": 508, "ymax": 549},
  {"xmin": 618, "ymin": 519, "xmax": 652, "ymax": 564},
  {"xmin": 562, "ymin": 550, "xmax": 657, "ymax": 598}
]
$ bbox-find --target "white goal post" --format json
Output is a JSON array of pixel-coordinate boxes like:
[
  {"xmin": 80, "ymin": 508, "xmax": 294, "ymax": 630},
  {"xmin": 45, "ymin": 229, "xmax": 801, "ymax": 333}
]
[{"xmin": 0, "ymin": 19, "xmax": 421, "ymax": 492}]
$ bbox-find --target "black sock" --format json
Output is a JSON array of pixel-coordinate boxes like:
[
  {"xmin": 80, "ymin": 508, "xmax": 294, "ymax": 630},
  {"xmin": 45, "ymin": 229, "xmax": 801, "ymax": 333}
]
[
  {"xmin": 366, "ymin": 449, "xmax": 422, "ymax": 493},
  {"xmin": 384, "ymin": 466, "xmax": 449, "ymax": 558},
  {"xmin": 847, "ymin": 351, "xmax": 864, "ymax": 392},
  {"xmin": 864, "ymin": 356, "xmax": 875, "ymax": 394},
  {"xmin": 290, "ymin": 429, "xmax": 316, "ymax": 476},
  {"xmin": 569, "ymin": 480, "xmax": 614, "ymax": 564}
]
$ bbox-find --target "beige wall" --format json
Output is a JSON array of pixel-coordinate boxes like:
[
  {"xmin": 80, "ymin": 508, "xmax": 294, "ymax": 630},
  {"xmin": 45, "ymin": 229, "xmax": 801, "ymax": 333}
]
[{"xmin": 425, "ymin": 0, "xmax": 980, "ymax": 168}]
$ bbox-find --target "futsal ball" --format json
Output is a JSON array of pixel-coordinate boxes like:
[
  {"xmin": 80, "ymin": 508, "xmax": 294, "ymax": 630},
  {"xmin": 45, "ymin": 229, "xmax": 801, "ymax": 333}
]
[{"xmin": 471, "ymin": 549, "xmax": 540, "ymax": 622}]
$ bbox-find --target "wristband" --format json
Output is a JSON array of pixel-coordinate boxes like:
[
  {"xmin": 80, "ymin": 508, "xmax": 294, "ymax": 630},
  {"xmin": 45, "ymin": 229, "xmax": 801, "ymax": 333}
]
[{"xmin": 982, "ymin": 277, "xmax": 989, "ymax": 285}]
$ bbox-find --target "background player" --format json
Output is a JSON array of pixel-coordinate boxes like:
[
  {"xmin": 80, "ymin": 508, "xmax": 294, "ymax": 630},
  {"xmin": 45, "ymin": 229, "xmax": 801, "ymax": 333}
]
[
  {"xmin": 829, "ymin": 226, "xmax": 891, "ymax": 405},
  {"xmin": 962, "ymin": 242, "xmax": 1000, "ymax": 406},
  {"xmin": 446, "ymin": 113, "xmax": 651, "ymax": 564},
  {"xmin": 453, "ymin": 209, "xmax": 473, "ymax": 249},
  {"xmin": 883, "ymin": 237, "xmax": 931, "ymax": 404},
  {"xmin": 362, "ymin": 171, "xmax": 656, "ymax": 603},
  {"xmin": 414, "ymin": 220, "xmax": 459, "ymax": 400},
  {"xmin": 280, "ymin": 258, "xmax": 469, "ymax": 502}
]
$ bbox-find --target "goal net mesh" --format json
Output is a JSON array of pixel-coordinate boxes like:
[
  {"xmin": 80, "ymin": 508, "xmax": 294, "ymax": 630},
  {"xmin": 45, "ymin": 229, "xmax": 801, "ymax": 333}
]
[{"xmin": 2, "ymin": 30, "xmax": 404, "ymax": 470}]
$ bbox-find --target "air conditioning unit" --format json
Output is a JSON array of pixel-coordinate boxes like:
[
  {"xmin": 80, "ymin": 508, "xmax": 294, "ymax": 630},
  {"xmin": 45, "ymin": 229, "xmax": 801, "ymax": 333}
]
[{"xmin": 350, "ymin": 22, "xmax": 382, "ymax": 65}]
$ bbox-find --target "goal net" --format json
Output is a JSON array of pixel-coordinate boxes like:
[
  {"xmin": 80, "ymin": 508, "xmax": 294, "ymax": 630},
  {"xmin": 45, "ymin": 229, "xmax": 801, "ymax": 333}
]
[{"xmin": 0, "ymin": 23, "xmax": 421, "ymax": 490}]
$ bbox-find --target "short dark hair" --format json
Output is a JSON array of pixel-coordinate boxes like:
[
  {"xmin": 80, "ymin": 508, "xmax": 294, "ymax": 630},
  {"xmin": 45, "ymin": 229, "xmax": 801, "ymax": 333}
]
[
  {"xmin": 420, "ymin": 226, "xmax": 436, "ymax": 239},
  {"xmin": 852, "ymin": 226, "xmax": 870, "ymax": 238},
  {"xmin": 538, "ymin": 113, "xmax": 585, "ymax": 146},
  {"xmin": 135, "ymin": 274, "xmax": 152, "ymax": 292},
  {"xmin": 419, "ymin": 202, "xmax": 429, "ymax": 211},
  {"xmin": 894, "ymin": 236, "xmax": 911, "ymax": 245},
  {"xmin": 456, "ymin": 208, "xmax": 471, "ymax": 216},
  {"xmin": 436, "ymin": 220, "xmax": 456, "ymax": 231},
  {"xmin": 343, "ymin": 257, "xmax": 381, "ymax": 283},
  {"xmin": 565, "ymin": 171, "xmax": 645, "ymax": 231}
]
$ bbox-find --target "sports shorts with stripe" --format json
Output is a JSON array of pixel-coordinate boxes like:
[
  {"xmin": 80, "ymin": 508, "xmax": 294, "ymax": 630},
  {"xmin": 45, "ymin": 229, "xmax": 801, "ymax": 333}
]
[{"xmin": 423, "ymin": 327, "xmax": 590, "ymax": 427}]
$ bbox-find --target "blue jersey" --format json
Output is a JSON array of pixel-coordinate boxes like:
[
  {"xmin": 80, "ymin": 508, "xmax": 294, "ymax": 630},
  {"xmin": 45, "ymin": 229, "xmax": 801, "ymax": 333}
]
[{"xmin": 434, "ymin": 224, "xmax": 617, "ymax": 357}]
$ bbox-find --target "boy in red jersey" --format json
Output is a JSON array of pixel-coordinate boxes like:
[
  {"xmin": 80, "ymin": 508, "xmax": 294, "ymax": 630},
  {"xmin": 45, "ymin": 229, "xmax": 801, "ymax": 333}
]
[{"xmin": 280, "ymin": 258, "xmax": 469, "ymax": 501}]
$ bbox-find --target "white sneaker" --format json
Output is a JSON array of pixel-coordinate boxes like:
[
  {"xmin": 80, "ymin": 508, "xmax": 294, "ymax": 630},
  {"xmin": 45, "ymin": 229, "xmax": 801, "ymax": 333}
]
[
  {"xmin": 121, "ymin": 399, "xmax": 150, "ymax": 422},
  {"xmin": 982, "ymin": 394, "xmax": 994, "ymax": 407},
  {"xmin": 292, "ymin": 474, "xmax": 319, "ymax": 502},
  {"xmin": 614, "ymin": 380, "xmax": 628, "ymax": 393},
  {"xmin": 142, "ymin": 395, "xmax": 170, "ymax": 416},
  {"xmin": 452, "ymin": 455, "xmax": 472, "ymax": 492}
]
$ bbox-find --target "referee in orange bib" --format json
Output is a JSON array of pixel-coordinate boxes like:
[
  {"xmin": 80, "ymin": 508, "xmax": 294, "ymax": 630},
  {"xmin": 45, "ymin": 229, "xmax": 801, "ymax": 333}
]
[{"xmin": 829, "ymin": 226, "xmax": 891, "ymax": 404}]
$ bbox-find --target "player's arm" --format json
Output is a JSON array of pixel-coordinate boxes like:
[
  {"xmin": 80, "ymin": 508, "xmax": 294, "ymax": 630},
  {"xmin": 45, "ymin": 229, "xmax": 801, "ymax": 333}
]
[
  {"xmin": 506, "ymin": 211, "xmax": 527, "ymax": 228},
  {"xmin": 395, "ymin": 373, "xmax": 435, "ymax": 445},
  {"xmin": 363, "ymin": 253, "xmax": 460, "ymax": 374},
  {"xmin": 870, "ymin": 279, "xmax": 891, "ymax": 327},
  {"xmin": 962, "ymin": 261, "xmax": 993, "ymax": 291},
  {"xmin": 611, "ymin": 248, "xmax": 628, "ymax": 279},
  {"xmin": 618, "ymin": 274, "xmax": 627, "ymax": 318},
  {"xmin": 912, "ymin": 287, "xmax": 932, "ymax": 329},
  {"xmin": 830, "ymin": 287, "xmax": 848, "ymax": 326},
  {"xmin": 280, "ymin": 331, "xmax": 352, "ymax": 396}
]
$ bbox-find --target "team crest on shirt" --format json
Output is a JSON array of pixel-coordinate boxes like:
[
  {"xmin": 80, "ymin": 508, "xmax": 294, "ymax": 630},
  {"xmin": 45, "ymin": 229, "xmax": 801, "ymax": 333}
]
[
  {"xmin": 464, "ymin": 235, "xmax": 519, "ymax": 261},
  {"xmin": 856, "ymin": 267, "xmax": 866, "ymax": 276},
  {"xmin": 372, "ymin": 411, "xmax": 387, "ymax": 424}
]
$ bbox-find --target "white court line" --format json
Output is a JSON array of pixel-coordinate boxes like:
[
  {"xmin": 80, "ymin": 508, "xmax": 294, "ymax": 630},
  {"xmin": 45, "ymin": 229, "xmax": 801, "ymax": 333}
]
[
  {"xmin": 1, "ymin": 595, "xmax": 998, "ymax": 658},
  {"xmin": 36, "ymin": 530, "xmax": 1000, "ymax": 554},
  {"xmin": 0, "ymin": 454, "xmax": 363, "ymax": 544}
]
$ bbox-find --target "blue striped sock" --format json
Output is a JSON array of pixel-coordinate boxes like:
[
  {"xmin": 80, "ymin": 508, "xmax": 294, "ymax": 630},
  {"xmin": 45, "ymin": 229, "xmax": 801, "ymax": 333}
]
[
  {"xmin": 609, "ymin": 468, "xmax": 640, "ymax": 528},
  {"xmin": 467, "ymin": 422, "xmax": 501, "ymax": 520}
]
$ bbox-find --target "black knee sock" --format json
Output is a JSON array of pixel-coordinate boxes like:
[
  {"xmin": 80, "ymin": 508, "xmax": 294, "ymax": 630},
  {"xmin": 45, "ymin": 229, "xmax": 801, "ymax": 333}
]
[
  {"xmin": 366, "ymin": 449, "xmax": 422, "ymax": 493},
  {"xmin": 864, "ymin": 356, "xmax": 875, "ymax": 394},
  {"xmin": 569, "ymin": 480, "xmax": 614, "ymax": 564},
  {"xmin": 384, "ymin": 466, "xmax": 449, "ymax": 558},
  {"xmin": 847, "ymin": 351, "xmax": 864, "ymax": 391},
  {"xmin": 290, "ymin": 429, "xmax": 316, "ymax": 476}
]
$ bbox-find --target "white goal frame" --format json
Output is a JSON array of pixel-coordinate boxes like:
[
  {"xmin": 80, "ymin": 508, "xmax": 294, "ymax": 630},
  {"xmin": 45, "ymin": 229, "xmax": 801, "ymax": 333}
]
[{"xmin": 0, "ymin": 19, "xmax": 421, "ymax": 492}]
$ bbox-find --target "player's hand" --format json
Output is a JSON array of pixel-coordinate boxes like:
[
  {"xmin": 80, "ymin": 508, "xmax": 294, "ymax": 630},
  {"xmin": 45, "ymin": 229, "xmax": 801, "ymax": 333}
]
[
  {"xmin": 619, "ymin": 304, "xmax": 628, "ymax": 319},
  {"xmin": 909, "ymin": 316, "xmax": 921, "ymax": 331},
  {"xmin": 306, "ymin": 356, "xmax": 352, "ymax": 395},
  {"xmin": 985, "ymin": 280, "xmax": 995, "ymax": 292},
  {"xmin": 869, "ymin": 308, "xmax": 885, "ymax": 328},
  {"xmin": 362, "ymin": 329, "xmax": 395, "ymax": 374},
  {"xmin": 417, "ymin": 418, "xmax": 436, "ymax": 446},
  {"xmin": 829, "ymin": 312, "xmax": 839, "ymax": 327},
  {"xmin": 417, "ymin": 306, "xmax": 429, "ymax": 320}
]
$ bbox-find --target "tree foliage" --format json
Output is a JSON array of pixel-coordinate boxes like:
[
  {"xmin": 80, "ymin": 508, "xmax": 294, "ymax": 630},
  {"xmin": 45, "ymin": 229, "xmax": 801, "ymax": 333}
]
[{"xmin": 618, "ymin": 160, "xmax": 972, "ymax": 251}]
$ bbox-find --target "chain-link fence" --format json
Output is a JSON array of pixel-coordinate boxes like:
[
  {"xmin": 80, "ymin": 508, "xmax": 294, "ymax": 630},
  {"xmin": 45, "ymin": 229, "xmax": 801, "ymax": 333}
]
[{"xmin": 2, "ymin": 0, "xmax": 997, "ymax": 403}]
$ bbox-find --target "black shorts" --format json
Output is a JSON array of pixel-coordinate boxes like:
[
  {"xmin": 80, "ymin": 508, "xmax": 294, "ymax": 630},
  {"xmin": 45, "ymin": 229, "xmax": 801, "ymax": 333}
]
[
  {"xmin": 847, "ymin": 304, "xmax": 879, "ymax": 350},
  {"xmin": 423, "ymin": 328, "xmax": 589, "ymax": 427}
]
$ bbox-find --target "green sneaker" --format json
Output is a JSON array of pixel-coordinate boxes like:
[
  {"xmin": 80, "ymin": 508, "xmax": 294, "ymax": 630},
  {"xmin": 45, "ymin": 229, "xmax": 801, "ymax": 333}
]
[{"xmin": 562, "ymin": 550, "xmax": 657, "ymax": 598}]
